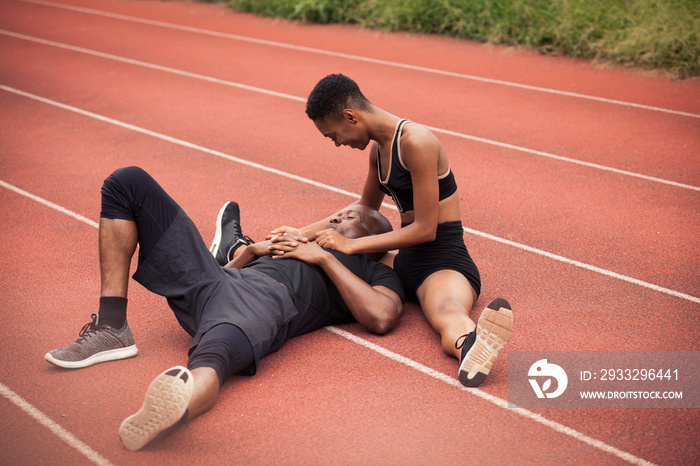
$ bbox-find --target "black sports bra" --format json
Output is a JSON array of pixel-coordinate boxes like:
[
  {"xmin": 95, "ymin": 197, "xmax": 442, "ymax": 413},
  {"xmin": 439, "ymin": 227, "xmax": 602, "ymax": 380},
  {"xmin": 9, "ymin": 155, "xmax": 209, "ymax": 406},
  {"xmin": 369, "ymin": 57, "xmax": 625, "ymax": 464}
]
[{"xmin": 377, "ymin": 119, "xmax": 457, "ymax": 213}]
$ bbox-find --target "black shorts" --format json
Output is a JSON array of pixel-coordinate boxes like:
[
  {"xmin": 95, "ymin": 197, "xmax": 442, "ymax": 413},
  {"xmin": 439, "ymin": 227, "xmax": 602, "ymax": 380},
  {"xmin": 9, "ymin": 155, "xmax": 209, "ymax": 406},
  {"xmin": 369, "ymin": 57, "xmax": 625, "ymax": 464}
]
[
  {"xmin": 100, "ymin": 167, "xmax": 298, "ymax": 374},
  {"xmin": 394, "ymin": 221, "xmax": 481, "ymax": 300}
]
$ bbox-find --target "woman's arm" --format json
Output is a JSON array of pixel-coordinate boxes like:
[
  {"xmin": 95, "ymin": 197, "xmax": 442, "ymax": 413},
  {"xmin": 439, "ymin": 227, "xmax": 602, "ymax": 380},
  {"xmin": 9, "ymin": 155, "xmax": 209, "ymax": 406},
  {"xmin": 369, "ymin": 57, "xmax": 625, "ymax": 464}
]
[
  {"xmin": 317, "ymin": 127, "xmax": 442, "ymax": 254},
  {"xmin": 268, "ymin": 143, "xmax": 385, "ymax": 241}
]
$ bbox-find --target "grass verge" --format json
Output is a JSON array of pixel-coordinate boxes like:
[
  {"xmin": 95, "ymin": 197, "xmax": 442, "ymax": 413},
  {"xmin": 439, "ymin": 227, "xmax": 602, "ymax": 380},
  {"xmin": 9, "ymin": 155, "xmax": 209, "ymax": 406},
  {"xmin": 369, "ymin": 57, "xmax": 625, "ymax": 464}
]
[{"xmin": 223, "ymin": 0, "xmax": 699, "ymax": 78}]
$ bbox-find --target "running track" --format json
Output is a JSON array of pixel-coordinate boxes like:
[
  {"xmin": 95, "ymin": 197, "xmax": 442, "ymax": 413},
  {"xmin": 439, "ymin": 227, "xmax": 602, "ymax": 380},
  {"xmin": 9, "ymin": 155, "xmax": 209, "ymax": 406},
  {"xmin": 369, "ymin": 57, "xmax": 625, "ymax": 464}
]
[{"xmin": 1, "ymin": 0, "xmax": 699, "ymax": 464}]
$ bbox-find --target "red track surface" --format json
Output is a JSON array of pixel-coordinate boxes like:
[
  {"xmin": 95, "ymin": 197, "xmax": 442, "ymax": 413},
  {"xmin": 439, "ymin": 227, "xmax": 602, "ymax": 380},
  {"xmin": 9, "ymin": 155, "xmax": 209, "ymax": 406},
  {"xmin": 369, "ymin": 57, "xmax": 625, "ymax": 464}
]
[{"xmin": 1, "ymin": 0, "xmax": 699, "ymax": 464}]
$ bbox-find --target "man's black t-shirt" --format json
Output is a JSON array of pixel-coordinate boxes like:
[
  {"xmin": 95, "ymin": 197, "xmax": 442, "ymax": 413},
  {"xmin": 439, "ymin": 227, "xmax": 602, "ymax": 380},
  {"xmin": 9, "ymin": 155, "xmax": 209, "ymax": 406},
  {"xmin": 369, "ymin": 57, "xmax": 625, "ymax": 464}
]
[
  {"xmin": 134, "ymin": 208, "xmax": 403, "ymax": 369},
  {"xmin": 246, "ymin": 249, "xmax": 404, "ymax": 338}
]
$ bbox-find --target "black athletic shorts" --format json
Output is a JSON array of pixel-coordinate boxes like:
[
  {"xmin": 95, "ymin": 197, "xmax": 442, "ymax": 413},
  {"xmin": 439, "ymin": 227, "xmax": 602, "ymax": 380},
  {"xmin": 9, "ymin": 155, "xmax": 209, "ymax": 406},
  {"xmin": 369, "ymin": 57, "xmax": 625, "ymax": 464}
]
[{"xmin": 394, "ymin": 220, "xmax": 481, "ymax": 300}]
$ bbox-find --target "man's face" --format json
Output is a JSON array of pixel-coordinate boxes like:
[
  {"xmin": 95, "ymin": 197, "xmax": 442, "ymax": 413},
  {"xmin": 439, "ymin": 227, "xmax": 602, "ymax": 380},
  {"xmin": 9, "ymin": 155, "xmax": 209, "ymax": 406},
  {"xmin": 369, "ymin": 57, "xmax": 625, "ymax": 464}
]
[
  {"xmin": 314, "ymin": 114, "xmax": 370, "ymax": 150},
  {"xmin": 326, "ymin": 206, "xmax": 375, "ymax": 239}
]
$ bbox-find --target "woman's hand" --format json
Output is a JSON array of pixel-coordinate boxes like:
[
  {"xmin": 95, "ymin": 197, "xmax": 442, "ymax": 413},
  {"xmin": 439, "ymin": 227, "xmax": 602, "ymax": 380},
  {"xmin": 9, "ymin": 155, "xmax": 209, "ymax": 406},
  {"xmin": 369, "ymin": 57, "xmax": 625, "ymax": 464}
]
[
  {"xmin": 266, "ymin": 225, "xmax": 303, "ymax": 240},
  {"xmin": 315, "ymin": 228, "xmax": 355, "ymax": 254}
]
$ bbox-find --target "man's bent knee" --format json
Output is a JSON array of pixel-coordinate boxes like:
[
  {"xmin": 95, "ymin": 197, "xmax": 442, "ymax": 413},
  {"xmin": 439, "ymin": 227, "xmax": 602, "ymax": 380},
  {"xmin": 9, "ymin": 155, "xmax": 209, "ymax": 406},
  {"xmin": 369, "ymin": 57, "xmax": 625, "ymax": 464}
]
[{"xmin": 101, "ymin": 166, "xmax": 152, "ymax": 221}]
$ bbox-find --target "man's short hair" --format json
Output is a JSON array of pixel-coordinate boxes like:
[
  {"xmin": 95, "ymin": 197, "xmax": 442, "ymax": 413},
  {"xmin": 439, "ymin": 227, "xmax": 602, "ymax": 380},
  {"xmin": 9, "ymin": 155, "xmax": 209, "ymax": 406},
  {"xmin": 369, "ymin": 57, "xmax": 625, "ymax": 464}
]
[
  {"xmin": 349, "ymin": 205, "xmax": 392, "ymax": 236},
  {"xmin": 367, "ymin": 210, "xmax": 393, "ymax": 235},
  {"xmin": 305, "ymin": 74, "xmax": 371, "ymax": 121}
]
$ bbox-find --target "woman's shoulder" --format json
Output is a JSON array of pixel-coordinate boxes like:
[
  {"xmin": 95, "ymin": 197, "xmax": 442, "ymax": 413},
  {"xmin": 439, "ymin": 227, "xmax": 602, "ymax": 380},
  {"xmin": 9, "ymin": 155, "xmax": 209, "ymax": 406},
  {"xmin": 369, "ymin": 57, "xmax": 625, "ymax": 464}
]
[{"xmin": 400, "ymin": 122, "xmax": 441, "ymax": 159}]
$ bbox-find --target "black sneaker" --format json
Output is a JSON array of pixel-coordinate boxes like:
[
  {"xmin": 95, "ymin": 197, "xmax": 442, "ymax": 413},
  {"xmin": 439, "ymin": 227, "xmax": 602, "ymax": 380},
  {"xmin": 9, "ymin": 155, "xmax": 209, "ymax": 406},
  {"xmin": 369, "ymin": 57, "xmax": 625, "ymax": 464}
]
[
  {"xmin": 209, "ymin": 201, "xmax": 253, "ymax": 266},
  {"xmin": 457, "ymin": 298, "xmax": 513, "ymax": 387},
  {"xmin": 119, "ymin": 366, "xmax": 193, "ymax": 451},
  {"xmin": 45, "ymin": 314, "xmax": 137, "ymax": 369}
]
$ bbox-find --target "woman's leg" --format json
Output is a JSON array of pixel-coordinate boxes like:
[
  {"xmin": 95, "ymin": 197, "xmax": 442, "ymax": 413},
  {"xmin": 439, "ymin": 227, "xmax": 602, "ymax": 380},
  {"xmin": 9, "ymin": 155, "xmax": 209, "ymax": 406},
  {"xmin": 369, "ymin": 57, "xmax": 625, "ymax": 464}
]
[
  {"xmin": 416, "ymin": 269, "xmax": 512, "ymax": 387},
  {"xmin": 416, "ymin": 269, "xmax": 478, "ymax": 358}
]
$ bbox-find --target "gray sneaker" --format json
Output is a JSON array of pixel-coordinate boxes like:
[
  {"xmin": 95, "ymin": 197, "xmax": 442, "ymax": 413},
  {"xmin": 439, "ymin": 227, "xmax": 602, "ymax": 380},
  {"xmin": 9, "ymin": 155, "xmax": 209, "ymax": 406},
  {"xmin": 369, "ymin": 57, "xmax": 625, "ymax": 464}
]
[{"xmin": 45, "ymin": 314, "xmax": 137, "ymax": 369}]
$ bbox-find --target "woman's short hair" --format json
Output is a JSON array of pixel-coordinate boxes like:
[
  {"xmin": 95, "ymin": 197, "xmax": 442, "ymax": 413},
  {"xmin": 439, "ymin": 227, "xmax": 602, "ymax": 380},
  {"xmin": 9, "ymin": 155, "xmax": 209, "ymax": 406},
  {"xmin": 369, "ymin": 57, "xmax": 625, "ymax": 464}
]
[{"xmin": 305, "ymin": 74, "xmax": 371, "ymax": 121}]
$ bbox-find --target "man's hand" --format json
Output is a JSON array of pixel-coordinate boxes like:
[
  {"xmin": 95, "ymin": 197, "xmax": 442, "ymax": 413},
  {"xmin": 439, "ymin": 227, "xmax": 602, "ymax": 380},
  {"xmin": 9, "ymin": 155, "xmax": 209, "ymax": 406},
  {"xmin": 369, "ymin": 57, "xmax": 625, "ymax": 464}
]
[
  {"xmin": 266, "ymin": 226, "xmax": 303, "ymax": 240},
  {"xmin": 315, "ymin": 228, "xmax": 355, "ymax": 254},
  {"xmin": 225, "ymin": 234, "xmax": 309, "ymax": 268},
  {"xmin": 246, "ymin": 240, "xmax": 275, "ymax": 258},
  {"xmin": 269, "ymin": 236, "xmax": 329, "ymax": 265},
  {"xmin": 224, "ymin": 240, "xmax": 272, "ymax": 268}
]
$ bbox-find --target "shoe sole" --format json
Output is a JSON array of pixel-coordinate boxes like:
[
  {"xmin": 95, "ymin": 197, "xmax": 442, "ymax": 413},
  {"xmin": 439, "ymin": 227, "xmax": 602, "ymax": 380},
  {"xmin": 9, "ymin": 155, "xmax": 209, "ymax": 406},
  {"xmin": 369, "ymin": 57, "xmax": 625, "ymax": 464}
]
[
  {"xmin": 209, "ymin": 201, "xmax": 232, "ymax": 260},
  {"xmin": 458, "ymin": 298, "xmax": 513, "ymax": 387},
  {"xmin": 44, "ymin": 345, "xmax": 138, "ymax": 369},
  {"xmin": 119, "ymin": 366, "xmax": 194, "ymax": 451}
]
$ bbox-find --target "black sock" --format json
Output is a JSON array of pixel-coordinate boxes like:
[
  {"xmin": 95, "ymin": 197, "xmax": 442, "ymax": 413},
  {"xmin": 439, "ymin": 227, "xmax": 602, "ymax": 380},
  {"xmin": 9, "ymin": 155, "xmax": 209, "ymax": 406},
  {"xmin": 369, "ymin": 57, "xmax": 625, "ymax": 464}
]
[{"xmin": 98, "ymin": 297, "xmax": 128, "ymax": 328}]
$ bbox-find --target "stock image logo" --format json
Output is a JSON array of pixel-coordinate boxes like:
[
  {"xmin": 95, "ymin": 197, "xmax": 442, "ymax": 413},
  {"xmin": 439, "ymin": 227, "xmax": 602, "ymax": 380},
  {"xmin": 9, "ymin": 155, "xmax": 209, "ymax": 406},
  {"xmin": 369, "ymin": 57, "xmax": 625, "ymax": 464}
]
[
  {"xmin": 510, "ymin": 352, "xmax": 696, "ymax": 408},
  {"xmin": 528, "ymin": 359, "xmax": 568, "ymax": 399}
]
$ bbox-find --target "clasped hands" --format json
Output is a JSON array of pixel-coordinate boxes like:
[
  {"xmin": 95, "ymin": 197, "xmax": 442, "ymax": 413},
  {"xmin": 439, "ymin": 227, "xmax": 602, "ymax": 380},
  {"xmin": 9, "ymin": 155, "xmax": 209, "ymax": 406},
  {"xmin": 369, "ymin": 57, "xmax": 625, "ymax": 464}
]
[{"xmin": 265, "ymin": 225, "xmax": 355, "ymax": 257}]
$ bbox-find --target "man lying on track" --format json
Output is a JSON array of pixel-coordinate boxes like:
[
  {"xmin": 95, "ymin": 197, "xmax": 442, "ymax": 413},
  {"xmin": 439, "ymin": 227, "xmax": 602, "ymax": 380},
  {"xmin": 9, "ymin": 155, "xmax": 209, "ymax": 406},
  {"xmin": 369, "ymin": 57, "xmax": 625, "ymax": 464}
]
[{"xmin": 45, "ymin": 166, "xmax": 404, "ymax": 451}]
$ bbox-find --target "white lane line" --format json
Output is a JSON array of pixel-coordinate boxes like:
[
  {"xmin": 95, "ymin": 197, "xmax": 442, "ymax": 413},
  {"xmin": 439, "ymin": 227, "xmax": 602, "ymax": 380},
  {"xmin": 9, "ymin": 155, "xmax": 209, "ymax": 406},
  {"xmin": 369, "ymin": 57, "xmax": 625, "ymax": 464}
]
[
  {"xmin": 0, "ymin": 181, "xmax": 654, "ymax": 466},
  {"xmin": 18, "ymin": 0, "xmax": 700, "ymax": 120},
  {"xmin": 2, "ymin": 29, "xmax": 698, "ymax": 194},
  {"xmin": 0, "ymin": 179, "xmax": 99, "ymax": 228},
  {"xmin": 0, "ymin": 381, "xmax": 113, "ymax": 466},
  {"xmin": 326, "ymin": 327, "xmax": 655, "ymax": 466},
  {"xmin": 0, "ymin": 30, "xmax": 305, "ymax": 104},
  {"xmin": 463, "ymin": 227, "xmax": 700, "ymax": 304},
  {"xmin": 427, "ymin": 126, "xmax": 700, "ymax": 193},
  {"xmin": 2, "ymin": 84, "xmax": 698, "ymax": 305}
]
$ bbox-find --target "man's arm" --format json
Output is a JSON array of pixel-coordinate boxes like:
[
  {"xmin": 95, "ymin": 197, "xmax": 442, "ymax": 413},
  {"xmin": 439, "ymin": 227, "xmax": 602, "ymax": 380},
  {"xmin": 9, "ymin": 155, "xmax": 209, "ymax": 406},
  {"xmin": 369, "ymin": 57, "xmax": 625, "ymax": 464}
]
[
  {"xmin": 226, "ymin": 235, "xmax": 311, "ymax": 269},
  {"xmin": 225, "ymin": 241, "xmax": 270, "ymax": 269},
  {"xmin": 270, "ymin": 239, "xmax": 402, "ymax": 334}
]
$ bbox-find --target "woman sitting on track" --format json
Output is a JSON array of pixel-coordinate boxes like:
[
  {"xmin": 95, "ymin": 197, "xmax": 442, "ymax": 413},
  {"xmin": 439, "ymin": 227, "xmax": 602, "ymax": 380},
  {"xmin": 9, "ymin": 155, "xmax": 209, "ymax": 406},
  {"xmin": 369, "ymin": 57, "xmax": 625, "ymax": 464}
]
[{"xmin": 268, "ymin": 74, "xmax": 514, "ymax": 388}]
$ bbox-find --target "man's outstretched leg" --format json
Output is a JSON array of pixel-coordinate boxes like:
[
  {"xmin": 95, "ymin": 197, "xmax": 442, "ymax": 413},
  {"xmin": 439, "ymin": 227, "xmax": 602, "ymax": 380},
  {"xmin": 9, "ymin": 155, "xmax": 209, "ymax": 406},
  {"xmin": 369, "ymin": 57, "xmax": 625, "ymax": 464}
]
[
  {"xmin": 44, "ymin": 217, "xmax": 139, "ymax": 368},
  {"xmin": 119, "ymin": 323, "xmax": 254, "ymax": 450},
  {"xmin": 118, "ymin": 365, "xmax": 226, "ymax": 451}
]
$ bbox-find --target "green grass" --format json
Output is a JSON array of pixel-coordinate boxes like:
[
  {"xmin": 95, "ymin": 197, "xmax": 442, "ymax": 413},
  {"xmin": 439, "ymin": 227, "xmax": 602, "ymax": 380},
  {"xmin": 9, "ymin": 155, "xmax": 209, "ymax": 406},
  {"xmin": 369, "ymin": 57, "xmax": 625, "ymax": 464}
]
[{"xmin": 224, "ymin": 0, "xmax": 700, "ymax": 78}]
